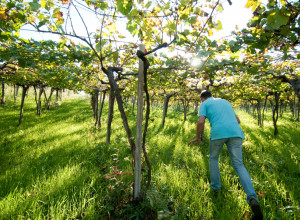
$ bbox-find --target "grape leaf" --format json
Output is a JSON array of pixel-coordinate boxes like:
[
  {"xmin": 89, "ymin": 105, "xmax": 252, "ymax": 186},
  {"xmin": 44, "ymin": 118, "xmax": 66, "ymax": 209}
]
[
  {"xmin": 265, "ymin": 9, "xmax": 289, "ymax": 30},
  {"xmin": 117, "ymin": 0, "xmax": 133, "ymax": 15},
  {"xmin": 29, "ymin": 0, "xmax": 40, "ymax": 12}
]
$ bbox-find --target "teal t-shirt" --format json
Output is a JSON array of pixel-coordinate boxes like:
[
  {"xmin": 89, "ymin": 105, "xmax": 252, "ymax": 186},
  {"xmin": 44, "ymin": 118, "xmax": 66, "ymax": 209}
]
[{"xmin": 199, "ymin": 97, "xmax": 245, "ymax": 140}]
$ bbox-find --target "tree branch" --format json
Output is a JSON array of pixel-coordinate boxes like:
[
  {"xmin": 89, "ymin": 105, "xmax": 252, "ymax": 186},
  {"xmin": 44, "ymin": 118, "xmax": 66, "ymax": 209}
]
[
  {"xmin": 190, "ymin": 0, "xmax": 221, "ymax": 50},
  {"xmin": 71, "ymin": 1, "xmax": 92, "ymax": 45}
]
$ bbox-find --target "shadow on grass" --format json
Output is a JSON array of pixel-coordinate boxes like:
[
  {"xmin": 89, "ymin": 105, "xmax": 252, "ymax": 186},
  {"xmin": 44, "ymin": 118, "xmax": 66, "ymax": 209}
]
[
  {"xmin": 0, "ymin": 97, "xmax": 137, "ymax": 219},
  {"xmin": 241, "ymin": 119, "xmax": 300, "ymax": 219},
  {"xmin": 2, "ymin": 97, "xmax": 299, "ymax": 219},
  {"xmin": 1, "ymin": 146, "xmax": 110, "ymax": 219},
  {"xmin": 0, "ymin": 99, "xmax": 93, "ymax": 188},
  {"xmin": 0, "ymin": 99, "xmax": 93, "ymax": 164}
]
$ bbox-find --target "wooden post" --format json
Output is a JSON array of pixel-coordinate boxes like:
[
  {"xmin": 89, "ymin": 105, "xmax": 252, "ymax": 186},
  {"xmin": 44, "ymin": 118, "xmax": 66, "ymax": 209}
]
[{"xmin": 134, "ymin": 44, "xmax": 145, "ymax": 199}]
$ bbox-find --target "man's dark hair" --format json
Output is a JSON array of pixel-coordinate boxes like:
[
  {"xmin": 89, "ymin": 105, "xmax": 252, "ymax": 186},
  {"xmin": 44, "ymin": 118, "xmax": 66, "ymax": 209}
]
[{"xmin": 200, "ymin": 90, "xmax": 212, "ymax": 99}]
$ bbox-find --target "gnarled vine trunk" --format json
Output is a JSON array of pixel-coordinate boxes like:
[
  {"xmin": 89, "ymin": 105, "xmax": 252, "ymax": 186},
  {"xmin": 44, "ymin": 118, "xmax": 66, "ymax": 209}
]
[
  {"xmin": 102, "ymin": 67, "xmax": 136, "ymax": 158},
  {"xmin": 56, "ymin": 89, "xmax": 59, "ymax": 103},
  {"xmin": 96, "ymin": 89, "xmax": 106, "ymax": 127},
  {"xmin": 131, "ymin": 95, "xmax": 136, "ymax": 115},
  {"xmin": 181, "ymin": 98, "xmax": 189, "ymax": 121},
  {"xmin": 270, "ymin": 92, "xmax": 281, "ymax": 136},
  {"xmin": 262, "ymin": 95, "xmax": 268, "ymax": 127},
  {"xmin": 35, "ymin": 87, "xmax": 44, "ymax": 116},
  {"xmin": 19, "ymin": 85, "xmax": 29, "ymax": 126},
  {"xmin": 91, "ymin": 88, "xmax": 99, "ymax": 119},
  {"xmin": 14, "ymin": 84, "xmax": 19, "ymax": 103},
  {"xmin": 194, "ymin": 100, "xmax": 199, "ymax": 115},
  {"xmin": 1, "ymin": 82, "xmax": 5, "ymax": 105},
  {"xmin": 257, "ymin": 100, "xmax": 262, "ymax": 126},
  {"xmin": 161, "ymin": 94, "xmax": 175, "ymax": 127},
  {"xmin": 106, "ymin": 87, "xmax": 115, "ymax": 144},
  {"xmin": 44, "ymin": 88, "xmax": 54, "ymax": 110}
]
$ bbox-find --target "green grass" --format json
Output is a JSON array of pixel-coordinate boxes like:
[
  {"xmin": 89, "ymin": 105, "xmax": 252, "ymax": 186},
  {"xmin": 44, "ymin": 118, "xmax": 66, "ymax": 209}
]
[{"xmin": 0, "ymin": 91, "xmax": 299, "ymax": 219}]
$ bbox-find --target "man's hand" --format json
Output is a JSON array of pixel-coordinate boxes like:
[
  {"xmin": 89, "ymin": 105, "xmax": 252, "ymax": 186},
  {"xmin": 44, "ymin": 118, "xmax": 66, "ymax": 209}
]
[
  {"xmin": 189, "ymin": 138, "xmax": 201, "ymax": 145},
  {"xmin": 190, "ymin": 116, "xmax": 205, "ymax": 146}
]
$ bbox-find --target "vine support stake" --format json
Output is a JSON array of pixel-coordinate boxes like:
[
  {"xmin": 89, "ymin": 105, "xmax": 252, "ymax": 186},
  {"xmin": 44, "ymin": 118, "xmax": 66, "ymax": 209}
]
[{"xmin": 134, "ymin": 44, "xmax": 145, "ymax": 199}]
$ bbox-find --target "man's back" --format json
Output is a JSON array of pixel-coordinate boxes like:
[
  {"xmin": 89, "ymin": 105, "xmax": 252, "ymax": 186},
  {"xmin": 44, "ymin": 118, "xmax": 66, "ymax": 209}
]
[{"xmin": 199, "ymin": 97, "xmax": 245, "ymax": 140}]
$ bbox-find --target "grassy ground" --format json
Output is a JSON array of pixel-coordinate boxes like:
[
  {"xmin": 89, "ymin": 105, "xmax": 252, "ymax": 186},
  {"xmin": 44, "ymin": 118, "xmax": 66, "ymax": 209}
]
[{"xmin": 0, "ymin": 90, "xmax": 299, "ymax": 219}]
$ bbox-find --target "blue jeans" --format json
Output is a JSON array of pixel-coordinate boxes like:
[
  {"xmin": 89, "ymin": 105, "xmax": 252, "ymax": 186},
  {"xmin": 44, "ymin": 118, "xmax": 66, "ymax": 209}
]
[{"xmin": 209, "ymin": 137, "xmax": 258, "ymax": 203}]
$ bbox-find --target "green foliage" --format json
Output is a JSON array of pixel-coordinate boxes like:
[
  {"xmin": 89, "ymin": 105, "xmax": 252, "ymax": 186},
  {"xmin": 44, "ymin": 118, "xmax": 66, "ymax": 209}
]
[
  {"xmin": 28, "ymin": 0, "xmax": 40, "ymax": 12},
  {"xmin": 0, "ymin": 0, "xmax": 31, "ymax": 40},
  {"xmin": 1, "ymin": 0, "xmax": 297, "ymax": 108},
  {"xmin": 243, "ymin": 0, "xmax": 299, "ymax": 58},
  {"xmin": 0, "ymin": 39, "xmax": 101, "ymax": 91},
  {"xmin": 117, "ymin": 0, "xmax": 133, "ymax": 15},
  {"xmin": 265, "ymin": 8, "xmax": 289, "ymax": 30}
]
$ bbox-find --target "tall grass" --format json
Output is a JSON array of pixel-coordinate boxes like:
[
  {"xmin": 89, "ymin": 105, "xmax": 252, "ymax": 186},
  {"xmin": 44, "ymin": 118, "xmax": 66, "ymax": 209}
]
[{"xmin": 0, "ymin": 90, "xmax": 299, "ymax": 219}]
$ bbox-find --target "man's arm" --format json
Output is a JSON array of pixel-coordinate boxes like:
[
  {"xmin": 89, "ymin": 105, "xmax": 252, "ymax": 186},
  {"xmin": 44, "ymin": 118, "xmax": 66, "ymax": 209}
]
[
  {"xmin": 235, "ymin": 114, "xmax": 241, "ymax": 124},
  {"xmin": 189, "ymin": 116, "xmax": 205, "ymax": 145}
]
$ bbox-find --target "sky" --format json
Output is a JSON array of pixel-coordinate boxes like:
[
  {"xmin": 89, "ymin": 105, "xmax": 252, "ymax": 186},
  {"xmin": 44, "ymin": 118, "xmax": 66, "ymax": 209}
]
[
  {"xmin": 19, "ymin": 0, "xmax": 254, "ymax": 44},
  {"xmin": 213, "ymin": 0, "xmax": 253, "ymax": 40}
]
